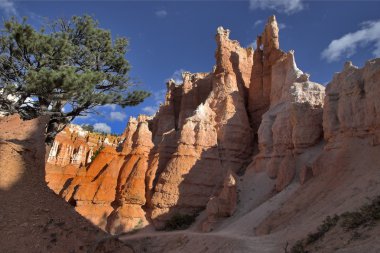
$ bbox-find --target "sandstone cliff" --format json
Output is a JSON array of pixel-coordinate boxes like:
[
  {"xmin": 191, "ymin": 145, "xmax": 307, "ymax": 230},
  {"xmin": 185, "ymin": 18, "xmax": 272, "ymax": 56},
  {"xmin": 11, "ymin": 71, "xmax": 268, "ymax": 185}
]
[
  {"xmin": 45, "ymin": 16, "xmax": 380, "ymax": 249},
  {"xmin": 45, "ymin": 125, "xmax": 122, "ymax": 194}
]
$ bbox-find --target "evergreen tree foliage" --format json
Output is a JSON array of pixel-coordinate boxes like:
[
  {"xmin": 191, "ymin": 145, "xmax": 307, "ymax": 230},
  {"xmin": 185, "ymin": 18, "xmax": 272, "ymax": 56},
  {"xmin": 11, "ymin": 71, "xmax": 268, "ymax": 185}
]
[{"xmin": 0, "ymin": 15, "xmax": 150, "ymax": 143}]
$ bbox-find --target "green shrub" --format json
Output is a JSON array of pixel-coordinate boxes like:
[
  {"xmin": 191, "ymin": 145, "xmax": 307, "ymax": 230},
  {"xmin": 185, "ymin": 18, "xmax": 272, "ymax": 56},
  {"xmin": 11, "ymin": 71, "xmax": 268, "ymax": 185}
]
[
  {"xmin": 90, "ymin": 146, "xmax": 104, "ymax": 162},
  {"xmin": 306, "ymin": 215, "xmax": 339, "ymax": 244},
  {"xmin": 291, "ymin": 195, "xmax": 380, "ymax": 251},
  {"xmin": 341, "ymin": 196, "xmax": 380, "ymax": 230},
  {"xmin": 165, "ymin": 213, "xmax": 196, "ymax": 230},
  {"xmin": 290, "ymin": 240, "xmax": 308, "ymax": 253}
]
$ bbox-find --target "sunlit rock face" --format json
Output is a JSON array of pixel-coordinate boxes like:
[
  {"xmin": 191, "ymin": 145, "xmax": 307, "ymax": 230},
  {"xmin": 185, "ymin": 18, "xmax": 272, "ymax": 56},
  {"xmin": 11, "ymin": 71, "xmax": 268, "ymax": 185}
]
[
  {"xmin": 106, "ymin": 115, "xmax": 154, "ymax": 234},
  {"xmin": 45, "ymin": 125, "xmax": 123, "ymax": 194},
  {"xmin": 252, "ymin": 51, "xmax": 325, "ymax": 192},
  {"xmin": 323, "ymin": 60, "xmax": 380, "ymax": 144}
]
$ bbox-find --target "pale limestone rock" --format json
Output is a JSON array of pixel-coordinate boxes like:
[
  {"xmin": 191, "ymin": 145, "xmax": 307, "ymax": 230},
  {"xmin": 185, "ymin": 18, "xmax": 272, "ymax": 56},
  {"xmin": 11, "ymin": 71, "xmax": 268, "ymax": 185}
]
[
  {"xmin": 252, "ymin": 51, "xmax": 325, "ymax": 191},
  {"xmin": 323, "ymin": 59, "xmax": 380, "ymax": 144}
]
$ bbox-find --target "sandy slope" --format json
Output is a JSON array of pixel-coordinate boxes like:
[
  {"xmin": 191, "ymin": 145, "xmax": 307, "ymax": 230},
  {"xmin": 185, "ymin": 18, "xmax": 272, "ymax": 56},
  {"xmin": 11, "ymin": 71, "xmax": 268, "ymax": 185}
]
[
  {"xmin": 117, "ymin": 137, "xmax": 380, "ymax": 253},
  {"xmin": 0, "ymin": 115, "xmax": 133, "ymax": 253}
]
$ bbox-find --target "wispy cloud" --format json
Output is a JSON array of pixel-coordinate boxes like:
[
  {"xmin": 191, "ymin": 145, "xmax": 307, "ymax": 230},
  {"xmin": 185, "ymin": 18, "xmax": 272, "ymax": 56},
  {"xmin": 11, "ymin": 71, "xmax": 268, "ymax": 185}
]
[
  {"xmin": 321, "ymin": 20, "xmax": 380, "ymax": 62},
  {"xmin": 249, "ymin": 0, "xmax": 304, "ymax": 14},
  {"xmin": 155, "ymin": 10, "xmax": 167, "ymax": 18},
  {"xmin": 93, "ymin": 122, "xmax": 111, "ymax": 133},
  {"xmin": 142, "ymin": 106, "xmax": 158, "ymax": 115},
  {"xmin": 278, "ymin": 23, "xmax": 286, "ymax": 29},
  {"xmin": 110, "ymin": 111, "xmax": 127, "ymax": 121},
  {"xmin": 0, "ymin": 0, "xmax": 17, "ymax": 16},
  {"xmin": 141, "ymin": 89, "xmax": 166, "ymax": 116},
  {"xmin": 102, "ymin": 104, "xmax": 117, "ymax": 110},
  {"xmin": 254, "ymin": 19, "xmax": 263, "ymax": 27},
  {"xmin": 167, "ymin": 69, "xmax": 186, "ymax": 84}
]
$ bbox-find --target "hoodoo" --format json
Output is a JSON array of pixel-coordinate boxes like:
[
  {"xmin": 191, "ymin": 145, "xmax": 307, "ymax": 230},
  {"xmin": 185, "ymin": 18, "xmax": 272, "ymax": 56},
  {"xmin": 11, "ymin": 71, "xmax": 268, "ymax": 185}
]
[
  {"xmin": 44, "ymin": 15, "xmax": 326, "ymax": 232},
  {"xmin": 45, "ymin": 17, "xmax": 380, "ymax": 252}
]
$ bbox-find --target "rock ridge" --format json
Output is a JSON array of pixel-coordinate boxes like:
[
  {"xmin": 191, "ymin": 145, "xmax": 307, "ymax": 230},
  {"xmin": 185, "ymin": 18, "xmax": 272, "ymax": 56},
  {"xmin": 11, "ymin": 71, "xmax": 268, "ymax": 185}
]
[{"xmin": 45, "ymin": 16, "xmax": 380, "ymax": 237}]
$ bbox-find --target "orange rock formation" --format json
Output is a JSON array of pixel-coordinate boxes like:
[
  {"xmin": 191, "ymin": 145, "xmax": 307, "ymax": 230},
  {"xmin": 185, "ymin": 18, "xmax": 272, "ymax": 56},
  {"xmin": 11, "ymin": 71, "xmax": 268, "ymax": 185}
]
[{"xmin": 45, "ymin": 16, "xmax": 380, "ymax": 238}]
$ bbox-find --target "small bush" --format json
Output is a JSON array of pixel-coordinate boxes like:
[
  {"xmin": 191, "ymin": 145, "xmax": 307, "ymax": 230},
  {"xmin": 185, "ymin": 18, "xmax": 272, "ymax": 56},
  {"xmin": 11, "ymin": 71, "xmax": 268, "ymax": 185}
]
[
  {"xmin": 290, "ymin": 240, "xmax": 308, "ymax": 253},
  {"xmin": 306, "ymin": 215, "xmax": 339, "ymax": 244},
  {"xmin": 340, "ymin": 211, "xmax": 366, "ymax": 230},
  {"xmin": 165, "ymin": 213, "xmax": 196, "ymax": 230},
  {"xmin": 291, "ymin": 195, "xmax": 380, "ymax": 251},
  {"xmin": 90, "ymin": 146, "xmax": 104, "ymax": 162},
  {"xmin": 341, "ymin": 196, "xmax": 380, "ymax": 230}
]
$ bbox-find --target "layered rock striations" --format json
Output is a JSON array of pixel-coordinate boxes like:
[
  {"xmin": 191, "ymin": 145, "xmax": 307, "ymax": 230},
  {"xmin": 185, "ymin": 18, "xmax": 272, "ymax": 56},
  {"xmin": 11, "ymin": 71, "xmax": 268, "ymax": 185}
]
[
  {"xmin": 106, "ymin": 115, "xmax": 154, "ymax": 233},
  {"xmin": 148, "ymin": 26, "xmax": 254, "ymax": 228},
  {"xmin": 45, "ymin": 16, "xmax": 380, "ymax": 237},
  {"xmin": 45, "ymin": 125, "xmax": 123, "ymax": 194}
]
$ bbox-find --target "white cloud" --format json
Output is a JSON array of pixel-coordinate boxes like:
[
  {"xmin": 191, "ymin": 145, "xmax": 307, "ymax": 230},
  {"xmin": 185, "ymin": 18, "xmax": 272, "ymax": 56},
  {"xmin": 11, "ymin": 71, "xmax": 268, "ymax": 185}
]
[
  {"xmin": 103, "ymin": 104, "xmax": 117, "ymax": 110},
  {"xmin": 168, "ymin": 69, "xmax": 186, "ymax": 84},
  {"xmin": 254, "ymin": 19, "xmax": 263, "ymax": 27},
  {"xmin": 110, "ymin": 111, "xmax": 127, "ymax": 121},
  {"xmin": 141, "ymin": 89, "xmax": 166, "ymax": 116},
  {"xmin": 278, "ymin": 23, "xmax": 286, "ymax": 29},
  {"xmin": 93, "ymin": 123, "xmax": 111, "ymax": 133},
  {"xmin": 0, "ymin": 0, "xmax": 17, "ymax": 16},
  {"xmin": 321, "ymin": 20, "xmax": 380, "ymax": 62},
  {"xmin": 249, "ymin": 0, "xmax": 304, "ymax": 14},
  {"xmin": 155, "ymin": 10, "xmax": 167, "ymax": 18},
  {"xmin": 142, "ymin": 106, "xmax": 158, "ymax": 116}
]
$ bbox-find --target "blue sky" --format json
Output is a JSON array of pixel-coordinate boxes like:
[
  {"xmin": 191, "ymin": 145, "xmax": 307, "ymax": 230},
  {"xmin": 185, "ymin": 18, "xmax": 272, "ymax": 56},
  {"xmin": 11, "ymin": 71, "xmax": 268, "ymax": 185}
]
[{"xmin": 1, "ymin": 0, "xmax": 380, "ymax": 134}]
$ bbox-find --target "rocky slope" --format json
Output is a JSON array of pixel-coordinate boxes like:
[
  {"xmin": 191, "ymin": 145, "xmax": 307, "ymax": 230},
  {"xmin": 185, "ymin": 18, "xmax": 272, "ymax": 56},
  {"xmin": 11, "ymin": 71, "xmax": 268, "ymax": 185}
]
[
  {"xmin": 44, "ymin": 15, "xmax": 380, "ymax": 253},
  {"xmin": 0, "ymin": 115, "xmax": 134, "ymax": 253}
]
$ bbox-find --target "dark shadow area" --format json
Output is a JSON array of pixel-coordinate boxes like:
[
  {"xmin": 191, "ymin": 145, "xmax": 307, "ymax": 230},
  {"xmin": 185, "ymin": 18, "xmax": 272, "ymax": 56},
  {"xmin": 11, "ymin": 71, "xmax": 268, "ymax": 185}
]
[
  {"xmin": 230, "ymin": 51, "xmax": 249, "ymax": 107},
  {"xmin": 58, "ymin": 178, "xmax": 73, "ymax": 197},
  {"xmin": 91, "ymin": 163, "xmax": 110, "ymax": 182},
  {"xmin": 0, "ymin": 115, "xmax": 134, "ymax": 252}
]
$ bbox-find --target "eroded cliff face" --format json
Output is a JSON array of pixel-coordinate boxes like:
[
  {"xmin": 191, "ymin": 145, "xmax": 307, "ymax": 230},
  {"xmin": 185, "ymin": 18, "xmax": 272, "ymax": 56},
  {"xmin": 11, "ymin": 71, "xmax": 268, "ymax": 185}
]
[
  {"xmin": 148, "ymin": 26, "xmax": 254, "ymax": 228},
  {"xmin": 45, "ymin": 125, "xmax": 122, "ymax": 194},
  {"xmin": 45, "ymin": 15, "xmax": 380, "ymax": 239},
  {"xmin": 252, "ymin": 51, "xmax": 325, "ymax": 191}
]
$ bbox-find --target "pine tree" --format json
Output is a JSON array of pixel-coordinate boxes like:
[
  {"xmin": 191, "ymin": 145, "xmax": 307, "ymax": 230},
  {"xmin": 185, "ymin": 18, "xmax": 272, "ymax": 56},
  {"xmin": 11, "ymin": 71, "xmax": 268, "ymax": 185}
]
[{"xmin": 0, "ymin": 15, "xmax": 150, "ymax": 143}]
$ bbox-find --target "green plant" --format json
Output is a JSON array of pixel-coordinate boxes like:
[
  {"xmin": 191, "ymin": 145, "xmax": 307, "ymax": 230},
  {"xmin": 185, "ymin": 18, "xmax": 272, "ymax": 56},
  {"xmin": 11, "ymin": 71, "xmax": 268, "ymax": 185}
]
[
  {"xmin": 290, "ymin": 240, "xmax": 308, "ymax": 253},
  {"xmin": 135, "ymin": 218, "xmax": 143, "ymax": 230},
  {"xmin": 81, "ymin": 124, "xmax": 94, "ymax": 132},
  {"xmin": 0, "ymin": 15, "xmax": 150, "ymax": 143},
  {"xmin": 290, "ymin": 195, "xmax": 380, "ymax": 251},
  {"xmin": 165, "ymin": 213, "xmax": 197, "ymax": 231},
  {"xmin": 341, "ymin": 196, "xmax": 380, "ymax": 230},
  {"xmin": 306, "ymin": 215, "xmax": 339, "ymax": 244},
  {"xmin": 90, "ymin": 146, "xmax": 104, "ymax": 162}
]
